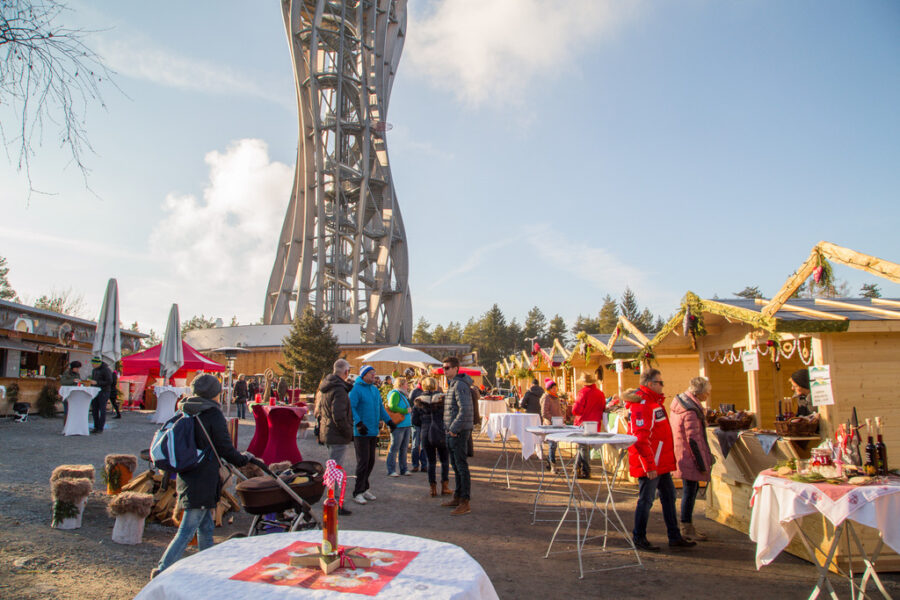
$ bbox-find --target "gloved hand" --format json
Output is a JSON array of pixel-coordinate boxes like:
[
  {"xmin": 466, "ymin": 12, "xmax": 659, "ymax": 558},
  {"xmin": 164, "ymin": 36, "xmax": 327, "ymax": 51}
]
[
  {"xmin": 242, "ymin": 451, "xmax": 266, "ymax": 469},
  {"xmin": 356, "ymin": 422, "xmax": 368, "ymax": 436}
]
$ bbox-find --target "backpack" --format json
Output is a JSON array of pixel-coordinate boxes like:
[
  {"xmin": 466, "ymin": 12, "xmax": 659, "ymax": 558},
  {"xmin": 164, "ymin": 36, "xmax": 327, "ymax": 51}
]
[{"xmin": 149, "ymin": 411, "xmax": 211, "ymax": 473}]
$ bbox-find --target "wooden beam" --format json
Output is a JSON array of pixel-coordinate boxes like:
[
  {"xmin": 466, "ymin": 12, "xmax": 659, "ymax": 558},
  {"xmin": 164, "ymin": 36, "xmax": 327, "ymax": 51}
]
[
  {"xmin": 617, "ymin": 316, "xmax": 651, "ymax": 346},
  {"xmin": 775, "ymin": 302, "xmax": 848, "ymax": 321},
  {"xmin": 761, "ymin": 247, "xmax": 820, "ymax": 317},
  {"xmin": 621, "ymin": 335, "xmax": 645, "ymax": 349},
  {"xmin": 814, "ymin": 298, "xmax": 900, "ymax": 319},
  {"xmin": 871, "ymin": 298, "xmax": 900, "ymax": 309}
]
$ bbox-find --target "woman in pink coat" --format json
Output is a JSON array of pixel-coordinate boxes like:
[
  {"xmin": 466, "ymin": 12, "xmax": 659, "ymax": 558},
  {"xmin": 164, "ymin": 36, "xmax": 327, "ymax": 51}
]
[{"xmin": 669, "ymin": 376, "xmax": 714, "ymax": 541}]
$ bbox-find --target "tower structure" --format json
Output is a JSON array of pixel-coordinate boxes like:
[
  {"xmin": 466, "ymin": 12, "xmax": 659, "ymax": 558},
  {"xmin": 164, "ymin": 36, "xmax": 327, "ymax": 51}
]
[{"xmin": 265, "ymin": 0, "xmax": 412, "ymax": 343}]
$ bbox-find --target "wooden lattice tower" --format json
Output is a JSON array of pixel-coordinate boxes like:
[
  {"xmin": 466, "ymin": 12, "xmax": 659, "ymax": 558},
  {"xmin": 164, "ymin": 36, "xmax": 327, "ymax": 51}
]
[{"xmin": 265, "ymin": 0, "xmax": 412, "ymax": 343}]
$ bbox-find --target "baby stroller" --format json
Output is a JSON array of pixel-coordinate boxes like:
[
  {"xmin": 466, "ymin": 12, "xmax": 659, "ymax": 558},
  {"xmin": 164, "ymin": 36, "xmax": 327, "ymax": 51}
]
[{"xmin": 231, "ymin": 460, "xmax": 325, "ymax": 537}]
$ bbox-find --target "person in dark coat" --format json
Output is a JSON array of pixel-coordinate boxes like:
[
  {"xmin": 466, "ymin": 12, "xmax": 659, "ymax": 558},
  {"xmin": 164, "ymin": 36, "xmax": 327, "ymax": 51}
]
[
  {"xmin": 233, "ymin": 374, "xmax": 249, "ymax": 419},
  {"xmin": 89, "ymin": 357, "xmax": 113, "ymax": 433},
  {"xmin": 316, "ymin": 359, "xmax": 355, "ymax": 513},
  {"xmin": 519, "ymin": 379, "xmax": 543, "ymax": 414},
  {"xmin": 59, "ymin": 361, "xmax": 82, "ymax": 421},
  {"xmin": 411, "ymin": 376, "xmax": 450, "ymax": 497},
  {"xmin": 153, "ymin": 374, "xmax": 259, "ymax": 577},
  {"xmin": 109, "ymin": 367, "xmax": 122, "ymax": 418}
]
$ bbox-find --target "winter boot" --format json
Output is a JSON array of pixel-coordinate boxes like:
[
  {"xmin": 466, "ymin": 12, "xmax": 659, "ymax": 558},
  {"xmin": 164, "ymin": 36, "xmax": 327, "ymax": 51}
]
[
  {"xmin": 681, "ymin": 523, "xmax": 707, "ymax": 541},
  {"xmin": 441, "ymin": 494, "xmax": 460, "ymax": 508},
  {"xmin": 450, "ymin": 499, "xmax": 471, "ymax": 516},
  {"xmin": 429, "ymin": 483, "xmax": 437, "ymax": 497},
  {"xmin": 441, "ymin": 481, "xmax": 452, "ymax": 496}
]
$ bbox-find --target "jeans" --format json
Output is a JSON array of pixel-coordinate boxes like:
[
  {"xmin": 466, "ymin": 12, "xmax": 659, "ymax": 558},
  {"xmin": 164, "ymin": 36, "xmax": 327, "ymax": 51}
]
[
  {"xmin": 353, "ymin": 436, "xmax": 378, "ymax": 496},
  {"xmin": 410, "ymin": 425, "xmax": 428, "ymax": 469},
  {"xmin": 386, "ymin": 427, "xmax": 410, "ymax": 475},
  {"xmin": 681, "ymin": 479, "xmax": 700, "ymax": 524},
  {"xmin": 326, "ymin": 443, "xmax": 349, "ymax": 467},
  {"xmin": 575, "ymin": 445, "xmax": 591, "ymax": 476},
  {"xmin": 547, "ymin": 441, "xmax": 558, "ymax": 465},
  {"xmin": 424, "ymin": 441, "xmax": 450, "ymax": 484},
  {"xmin": 447, "ymin": 430, "xmax": 472, "ymax": 500},
  {"xmin": 157, "ymin": 508, "xmax": 215, "ymax": 572},
  {"xmin": 90, "ymin": 393, "xmax": 107, "ymax": 431},
  {"xmin": 633, "ymin": 472, "xmax": 680, "ymax": 542},
  {"xmin": 236, "ymin": 401, "xmax": 247, "ymax": 419}
]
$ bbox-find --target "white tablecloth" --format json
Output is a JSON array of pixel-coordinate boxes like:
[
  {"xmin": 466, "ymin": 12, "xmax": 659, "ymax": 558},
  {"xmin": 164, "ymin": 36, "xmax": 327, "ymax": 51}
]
[
  {"xmin": 485, "ymin": 412, "xmax": 541, "ymax": 459},
  {"xmin": 478, "ymin": 399, "xmax": 508, "ymax": 432},
  {"xmin": 545, "ymin": 431, "xmax": 637, "ymax": 450},
  {"xmin": 153, "ymin": 386, "xmax": 188, "ymax": 424},
  {"xmin": 134, "ymin": 530, "xmax": 498, "ymax": 600},
  {"xmin": 749, "ymin": 472, "xmax": 900, "ymax": 569},
  {"xmin": 60, "ymin": 386, "xmax": 100, "ymax": 436},
  {"xmin": 526, "ymin": 425, "xmax": 581, "ymax": 460}
]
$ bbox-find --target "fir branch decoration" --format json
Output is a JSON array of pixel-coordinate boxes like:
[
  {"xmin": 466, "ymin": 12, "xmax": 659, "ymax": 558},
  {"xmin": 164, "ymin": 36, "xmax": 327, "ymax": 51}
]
[{"xmin": 52, "ymin": 500, "xmax": 80, "ymax": 525}]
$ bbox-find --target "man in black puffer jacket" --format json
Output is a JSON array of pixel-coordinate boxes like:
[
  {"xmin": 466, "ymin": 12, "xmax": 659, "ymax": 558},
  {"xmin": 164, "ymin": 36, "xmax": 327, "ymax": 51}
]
[
  {"xmin": 153, "ymin": 374, "xmax": 261, "ymax": 577},
  {"xmin": 519, "ymin": 379, "xmax": 543, "ymax": 414}
]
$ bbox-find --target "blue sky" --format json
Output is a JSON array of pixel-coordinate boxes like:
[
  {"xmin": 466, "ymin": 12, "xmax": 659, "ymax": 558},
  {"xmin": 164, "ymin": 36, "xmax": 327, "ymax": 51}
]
[{"xmin": 1, "ymin": 0, "xmax": 898, "ymax": 334}]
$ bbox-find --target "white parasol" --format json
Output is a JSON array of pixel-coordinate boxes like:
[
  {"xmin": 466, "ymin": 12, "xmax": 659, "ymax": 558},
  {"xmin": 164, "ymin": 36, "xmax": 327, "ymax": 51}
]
[
  {"xmin": 92, "ymin": 278, "xmax": 121, "ymax": 368},
  {"xmin": 159, "ymin": 304, "xmax": 184, "ymax": 383},
  {"xmin": 357, "ymin": 345, "xmax": 442, "ymax": 367}
]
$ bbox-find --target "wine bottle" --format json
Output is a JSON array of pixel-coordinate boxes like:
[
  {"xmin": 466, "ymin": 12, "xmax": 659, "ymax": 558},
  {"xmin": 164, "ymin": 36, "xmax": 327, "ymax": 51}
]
[
  {"xmin": 322, "ymin": 487, "xmax": 338, "ymax": 554},
  {"xmin": 864, "ymin": 418, "xmax": 877, "ymax": 476},
  {"xmin": 875, "ymin": 416, "xmax": 888, "ymax": 477}
]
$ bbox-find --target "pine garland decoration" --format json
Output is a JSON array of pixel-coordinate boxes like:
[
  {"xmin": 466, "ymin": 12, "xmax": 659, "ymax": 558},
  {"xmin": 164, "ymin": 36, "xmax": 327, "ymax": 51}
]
[{"xmin": 52, "ymin": 500, "xmax": 80, "ymax": 525}]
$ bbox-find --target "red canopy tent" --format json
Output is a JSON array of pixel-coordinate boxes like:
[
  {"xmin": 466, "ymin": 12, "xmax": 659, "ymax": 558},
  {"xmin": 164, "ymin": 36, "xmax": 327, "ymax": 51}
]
[
  {"xmin": 121, "ymin": 341, "xmax": 225, "ymax": 378},
  {"xmin": 432, "ymin": 366, "xmax": 484, "ymax": 377}
]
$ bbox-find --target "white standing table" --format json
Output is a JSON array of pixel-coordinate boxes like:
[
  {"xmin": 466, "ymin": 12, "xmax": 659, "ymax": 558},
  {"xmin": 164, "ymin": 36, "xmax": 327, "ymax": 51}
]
[
  {"xmin": 485, "ymin": 412, "xmax": 541, "ymax": 488},
  {"xmin": 153, "ymin": 386, "xmax": 188, "ymax": 424},
  {"xmin": 750, "ymin": 471, "xmax": 900, "ymax": 600},
  {"xmin": 478, "ymin": 399, "xmax": 508, "ymax": 434},
  {"xmin": 544, "ymin": 431, "xmax": 640, "ymax": 579},
  {"xmin": 60, "ymin": 386, "xmax": 100, "ymax": 436},
  {"xmin": 526, "ymin": 425, "xmax": 582, "ymax": 523},
  {"xmin": 134, "ymin": 530, "xmax": 498, "ymax": 600}
]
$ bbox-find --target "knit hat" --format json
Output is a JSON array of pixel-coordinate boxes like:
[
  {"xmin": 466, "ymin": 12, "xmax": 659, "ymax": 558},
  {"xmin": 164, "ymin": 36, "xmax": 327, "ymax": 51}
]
[
  {"xmin": 544, "ymin": 378, "xmax": 557, "ymax": 390},
  {"xmin": 192, "ymin": 373, "xmax": 222, "ymax": 399},
  {"xmin": 790, "ymin": 369, "xmax": 810, "ymax": 390},
  {"xmin": 69, "ymin": 361, "xmax": 82, "ymax": 369},
  {"xmin": 359, "ymin": 365, "xmax": 375, "ymax": 378},
  {"xmin": 91, "ymin": 356, "xmax": 102, "ymax": 364}
]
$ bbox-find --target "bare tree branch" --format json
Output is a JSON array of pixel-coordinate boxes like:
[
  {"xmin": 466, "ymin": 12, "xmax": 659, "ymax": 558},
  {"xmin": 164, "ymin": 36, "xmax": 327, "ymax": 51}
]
[{"xmin": 0, "ymin": 0, "xmax": 116, "ymax": 194}]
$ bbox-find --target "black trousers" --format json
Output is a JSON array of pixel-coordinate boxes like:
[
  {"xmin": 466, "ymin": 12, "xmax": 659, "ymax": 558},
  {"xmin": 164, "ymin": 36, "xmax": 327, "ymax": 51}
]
[
  {"xmin": 353, "ymin": 436, "xmax": 378, "ymax": 496},
  {"xmin": 91, "ymin": 392, "xmax": 109, "ymax": 431}
]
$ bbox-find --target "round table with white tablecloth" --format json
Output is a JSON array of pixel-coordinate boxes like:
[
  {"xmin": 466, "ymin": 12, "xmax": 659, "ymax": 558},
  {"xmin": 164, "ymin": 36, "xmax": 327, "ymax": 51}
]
[
  {"xmin": 60, "ymin": 386, "xmax": 100, "ymax": 436},
  {"xmin": 478, "ymin": 398, "xmax": 508, "ymax": 433},
  {"xmin": 153, "ymin": 386, "xmax": 188, "ymax": 424},
  {"xmin": 485, "ymin": 412, "xmax": 541, "ymax": 488},
  {"xmin": 134, "ymin": 530, "xmax": 498, "ymax": 600}
]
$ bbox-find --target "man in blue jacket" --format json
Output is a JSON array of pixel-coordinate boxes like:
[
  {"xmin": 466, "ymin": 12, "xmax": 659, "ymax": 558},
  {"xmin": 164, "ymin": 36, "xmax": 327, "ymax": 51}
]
[
  {"xmin": 441, "ymin": 356, "xmax": 474, "ymax": 515},
  {"xmin": 349, "ymin": 365, "xmax": 395, "ymax": 505}
]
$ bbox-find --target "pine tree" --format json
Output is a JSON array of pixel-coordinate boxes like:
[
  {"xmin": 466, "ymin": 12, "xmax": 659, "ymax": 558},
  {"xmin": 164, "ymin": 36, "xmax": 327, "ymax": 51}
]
[
  {"xmin": 445, "ymin": 321, "xmax": 463, "ymax": 344},
  {"xmin": 620, "ymin": 287, "xmax": 641, "ymax": 323},
  {"xmin": 0, "ymin": 255, "xmax": 17, "ymax": 301},
  {"xmin": 431, "ymin": 323, "xmax": 447, "ymax": 344},
  {"xmin": 181, "ymin": 314, "xmax": 217, "ymax": 336},
  {"xmin": 547, "ymin": 314, "xmax": 569, "ymax": 346},
  {"xmin": 280, "ymin": 307, "xmax": 340, "ymax": 392},
  {"xmin": 734, "ymin": 286, "xmax": 764, "ymax": 299},
  {"xmin": 523, "ymin": 306, "xmax": 548, "ymax": 347},
  {"xmin": 637, "ymin": 308, "xmax": 656, "ymax": 333},
  {"xmin": 570, "ymin": 314, "xmax": 601, "ymax": 337},
  {"xmin": 860, "ymin": 283, "xmax": 882, "ymax": 298},
  {"xmin": 597, "ymin": 294, "xmax": 619, "ymax": 332},
  {"xmin": 412, "ymin": 317, "xmax": 433, "ymax": 343},
  {"xmin": 508, "ymin": 318, "xmax": 524, "ymax": 353}
]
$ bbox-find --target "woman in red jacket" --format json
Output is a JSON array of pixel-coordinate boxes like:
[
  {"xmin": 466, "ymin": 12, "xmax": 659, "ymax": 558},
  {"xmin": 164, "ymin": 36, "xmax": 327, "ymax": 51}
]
[
  {"xmin": 670, "ymin": 376, "xmax": 714, "ymax": 541},
  {"xmin": 572, "ymin": 372, "xmax": 606, "ymax": 479}
]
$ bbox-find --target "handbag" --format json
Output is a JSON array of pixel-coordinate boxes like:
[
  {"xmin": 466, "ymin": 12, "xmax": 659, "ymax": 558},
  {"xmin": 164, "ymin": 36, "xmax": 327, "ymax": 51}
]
[{"xmin": 386, "ymin": 409, "xmax": 405, "ymax": 425}]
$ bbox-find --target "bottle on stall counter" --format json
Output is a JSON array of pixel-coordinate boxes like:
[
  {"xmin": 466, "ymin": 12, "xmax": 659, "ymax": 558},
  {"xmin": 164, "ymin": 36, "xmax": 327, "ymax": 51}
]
[
  {"xmin": 864, "ymin": 418, "xmax": 878, "ymax": 477},
  {"xmin": 875, "ymin": 416, "xmax": 889, "ymax": 477},
  {"xmin": 322, "ymin": 487, "xmax": 338, "ymax": 555}
]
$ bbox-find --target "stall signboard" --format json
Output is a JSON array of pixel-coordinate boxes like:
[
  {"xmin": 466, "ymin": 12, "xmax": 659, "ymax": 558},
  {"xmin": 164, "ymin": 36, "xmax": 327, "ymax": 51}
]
[
  {"xmin": 615, "ymin": 360, "xmax": 623, "ymax": 374},
  {"xmin": 742, "ymin": 350, "xmax": 759, "ymax": 372},
  {"xmin": 809, "ymin": 365, "xmax": 835, "ymax": 406}
]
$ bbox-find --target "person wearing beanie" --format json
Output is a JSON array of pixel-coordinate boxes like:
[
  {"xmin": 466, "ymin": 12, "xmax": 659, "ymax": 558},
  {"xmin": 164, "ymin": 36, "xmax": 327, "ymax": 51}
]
[
  {"xmin": 349, "ymin": 365, "xmax": 396, "ymax": 505},
  {"xmin": 540, "ymin": 379, "xmax": 564, "ymax": 472},
  {"xmin": 89, "ymin": 357, "xmax": 113, "ymax": 433},
  {"xmin": 789, "ymin": 369, "xmax": 813, "ymax": 416},
  {"xmin": 153, "ymin": 373, "xmax": 259, "ymax": 578}
]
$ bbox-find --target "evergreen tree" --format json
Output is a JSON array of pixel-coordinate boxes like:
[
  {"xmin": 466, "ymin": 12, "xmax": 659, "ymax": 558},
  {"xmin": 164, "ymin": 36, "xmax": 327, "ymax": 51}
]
[
  {"xmin": 181, "ymin": 314, "xmax": 217, "ymax": 337},
  {"xmin": 523, "ymin": 306, "xmax": 548, "ymax": 347},
  {"xmin": 620, "ymin": 287, "xmax": 641, "ymax": 323},
  {"xmin": 597, "ymin": 294, "xmax": 619, "ymax": 333},
  {"xmin": 0, "ymin": 255, "xmax": 17, "ymax": 301},
  {"xmin": 860, "ymin": 283, "xmax": 882, "ymax": 299},
  {"xmin": 653, "ymin": 316, "xmax": 667, "ymax": 331},
  {"xmin": 280, "ymin": 307, "xmax": 340, "ymax": 391},
  {"xmin": 570, "ymin": 314, "xmax": 601, "ymax": 337},
  {"xmin": 445, "ymin": 321, "xmax": 463, "ymax": 344},
  {"xmin": 637, "ymin": 308, "xmax": 656, "ymax": 333},
  {"xmin": 432, "ymin": 323, "xmax": 447, "ymax": 344},
  {"xmin": 734, "ymin": 286, "xmax": 764, "ymax": 299},
  {"xmin": 547, "ymin": 314, "xmax": 569, "ymax": 346},
  {"xmin": 412, "ymin": 317, "xmax": 433, "ymax": 343},
  {"xmin": 508, "ymin": 318, "xmax": 524, "ymax": 352}
]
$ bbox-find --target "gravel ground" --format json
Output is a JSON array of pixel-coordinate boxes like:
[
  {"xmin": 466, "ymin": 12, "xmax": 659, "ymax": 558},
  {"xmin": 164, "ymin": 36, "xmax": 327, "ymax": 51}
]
[{"xmin": 1, "ymin": 410, "xmax": 898, "ymax": 599}]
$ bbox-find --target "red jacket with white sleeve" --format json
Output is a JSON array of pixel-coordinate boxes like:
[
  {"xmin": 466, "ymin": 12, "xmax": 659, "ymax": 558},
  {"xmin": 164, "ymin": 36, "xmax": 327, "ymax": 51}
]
[{"xmin": 625, "ymin": 386, "xmax": 676, "ymax": 478}]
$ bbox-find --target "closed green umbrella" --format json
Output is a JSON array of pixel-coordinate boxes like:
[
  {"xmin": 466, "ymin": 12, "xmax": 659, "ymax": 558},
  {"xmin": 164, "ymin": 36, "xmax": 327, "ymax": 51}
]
[
  {"xmin": 92, "ymin": 278, "xmax": 121, "ymax": 369},
  {"xmin": 159, "ymin": 304, "xmax": 184, "ymax": 384}
]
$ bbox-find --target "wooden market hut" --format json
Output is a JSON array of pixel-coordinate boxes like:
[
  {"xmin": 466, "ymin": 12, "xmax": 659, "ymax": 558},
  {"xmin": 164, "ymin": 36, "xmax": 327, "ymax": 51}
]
[{"xmin": 640, "ymin": 241, "xmax": 900, "ymax": 571}]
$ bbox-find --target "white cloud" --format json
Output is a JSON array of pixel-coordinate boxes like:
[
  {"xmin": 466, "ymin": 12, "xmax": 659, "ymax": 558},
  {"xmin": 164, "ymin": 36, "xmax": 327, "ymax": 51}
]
[
  {"xmin": 96, "ymin": 36, "xmax": 292, "ymax": 108},
  {"xmin": 148, "ymin": 139, "xmax": 292, "ymax": 320},
  {"xmin": 406, "ymin": 0, "xmax": 643, "ymax": 107}
]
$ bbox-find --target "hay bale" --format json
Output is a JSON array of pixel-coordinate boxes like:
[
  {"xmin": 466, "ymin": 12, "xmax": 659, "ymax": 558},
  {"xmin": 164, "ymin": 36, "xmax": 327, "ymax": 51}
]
[
  {"xmin": 104, "ymin": 454, "xmax": 138, "ymax": 472},
  {"xmin": 107, "ymin": 492, "xmax": 153, "ymax": 518},
  {"xmin": 51, "ymin": 464, "xmax": 95, "ymax": 483},
  {"xmin": 51, "ymin": 477, "xmax": 93, "ymax": 504}
]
